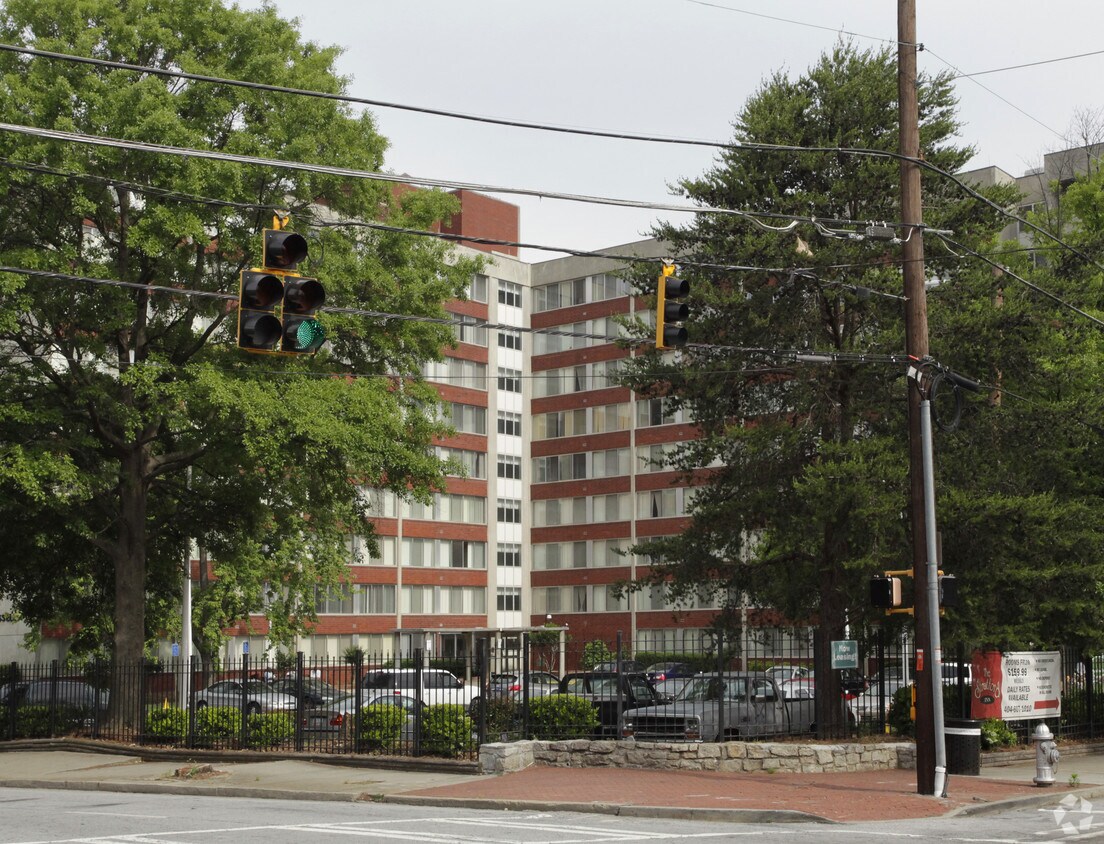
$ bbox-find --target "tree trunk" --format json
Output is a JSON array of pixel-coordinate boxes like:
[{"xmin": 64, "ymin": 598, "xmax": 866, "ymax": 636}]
[{"xmin": 110, "ymin": 443, "xmax": 148, "ymax": 727}]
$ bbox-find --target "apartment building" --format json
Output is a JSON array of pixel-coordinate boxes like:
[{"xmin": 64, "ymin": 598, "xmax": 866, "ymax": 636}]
[{"xmin": 206, "ymin": 194, "xmax": 724, "ymax": 666}]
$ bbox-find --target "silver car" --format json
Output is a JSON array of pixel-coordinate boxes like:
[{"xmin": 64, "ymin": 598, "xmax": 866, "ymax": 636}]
[
  {"xmin": 303, "ymin": 692, "xmax": 420, "ymax": 739},
  {"xmin": 194, "ymin": 679, "xmax": 298, "ymax": 714}
]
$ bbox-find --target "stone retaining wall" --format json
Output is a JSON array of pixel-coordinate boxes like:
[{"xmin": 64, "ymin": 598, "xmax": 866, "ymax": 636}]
[{"xmin": 480, "ymin": 739, "xmax": 916, "ymax": 775}]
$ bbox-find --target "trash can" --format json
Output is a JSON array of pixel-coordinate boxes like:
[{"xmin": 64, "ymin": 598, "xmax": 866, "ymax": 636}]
[{"xmin": 945, "ymin": 718, "xmax": 981, "ymax": 775}]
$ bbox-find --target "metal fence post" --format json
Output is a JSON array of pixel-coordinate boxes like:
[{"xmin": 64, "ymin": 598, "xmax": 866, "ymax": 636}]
[
  {"xmin": 716, "ymin": 630, "xmax": 725, "ymax": 741},
  {"xmin": 353, "ymin": 651, "xmax": 363, "ymax": 754},
  {"xmin": 241, "ymin": 652, "xmax": 250, "ymax": 749},
  {"xmin": 48, "ymin": 659, "xmax": 59, "ymax": 738},
  {"xmin": 478, "ymin": 637, "xmax": 489, "ymax": 746},
  {"xmin": 187, "ymin": 654, "xmax": 197, "ymax": 749},
  {"xmin": 522, "ymin": 635, "xmax": 531, "ymax": 739},
  {"xmin": 413, "ymin": 648, "xmax": 423, "ymax": 757},
  {"xmin": 615, "ymin": 631, "xmax": 624, "ymax": 740},
  {"xmin": 294, "ymin": 651, "xmax": 305, "ymax": 752},
  {"xmin": 5, "ymin": 661, "xmax": 17, "ymax": 740}
]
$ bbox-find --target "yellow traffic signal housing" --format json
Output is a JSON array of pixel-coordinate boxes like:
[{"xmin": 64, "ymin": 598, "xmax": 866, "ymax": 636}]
[{"xmin": 655, "ymin": 263, "xmax": 690, "ymax": 349}]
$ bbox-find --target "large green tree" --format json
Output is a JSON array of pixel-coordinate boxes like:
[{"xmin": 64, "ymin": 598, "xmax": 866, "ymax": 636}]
[
  {"xmin": 620, "ymin": 44, "xmax": 1025, "ymax": 730},
  {"xmin": 0, "ymin": 0, "xmax": 481, "ymax": 685}
]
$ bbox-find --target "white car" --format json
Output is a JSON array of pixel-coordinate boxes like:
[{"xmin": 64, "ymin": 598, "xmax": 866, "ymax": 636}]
[
  {"xmin": 194, "ymin": 679, "xmax": 298, "ymax": 714},
  {"xmin": 360, "ymin": 668, "xmax": 478, "ymax": 709},
  {"xmin": 850, "ymin": 678, "xmax": 906, "ymax": 720}
]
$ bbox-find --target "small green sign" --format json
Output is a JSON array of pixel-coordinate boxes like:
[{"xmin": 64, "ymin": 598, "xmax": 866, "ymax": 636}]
[{"xmin": 831, "ymin": 639, "xmax": 859, "ymax": 670}]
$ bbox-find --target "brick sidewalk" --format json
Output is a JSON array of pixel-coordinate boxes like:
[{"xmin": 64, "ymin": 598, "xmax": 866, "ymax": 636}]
[{"xmin": 402, "ymin": 765, "xmax": 1059, "ymax": 822}]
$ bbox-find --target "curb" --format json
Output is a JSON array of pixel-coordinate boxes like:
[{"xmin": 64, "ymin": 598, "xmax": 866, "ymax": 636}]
[
  {"xmin": 947, "ymin": 785, "xmax": 1104, "ymax": 818},
  {"xmin": 380, "ymin": 794, "xmax": 834, "ymax": 824},
  {"xmin": 0, "ymin": 778, "xmax": 369, "ymax": 802}
]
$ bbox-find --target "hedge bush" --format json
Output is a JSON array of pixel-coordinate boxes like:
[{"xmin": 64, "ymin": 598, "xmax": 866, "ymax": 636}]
[
  {"xmin": 528, "ymin": 694, "xmax": 599, "ymax": 740},
  {"xmin": 419, "ymin": 704, "xmax": 474, "ymax": 758},
  {"xmin": 10, "ymin": 705, "xmax": 87, "ymax": 738},
  {"xmin": 145, "ymin": 705, "xmax": 188, "ymax": 741},
  {"xmin": 357, "ymin": 703, "xmax": 408, "ymax": 751},
  {"xmin": 194, "ymin": 706, "xmax": 239, "ymax": 742},
  {"xmin": 481, "ymin": 697, "xmax": 522, "ymax": 740},
  {"xmin": 980, "ymin": 717, "xmax": 1019, "ymax": 749},
  {"xmin": 245, "ymin": 712, "xmax": 294, "ymax": 748}
]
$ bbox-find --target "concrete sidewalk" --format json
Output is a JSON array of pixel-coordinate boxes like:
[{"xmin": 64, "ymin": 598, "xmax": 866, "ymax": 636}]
[{"xmin": 0, "ymin": 743, "xmax": 1101, "ymax": 824}]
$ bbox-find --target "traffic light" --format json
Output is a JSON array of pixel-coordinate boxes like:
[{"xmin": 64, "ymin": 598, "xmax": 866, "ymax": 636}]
[
  {"xmin": 870, "ymin": 576, "xmax": 903, "ymax": 609},
  {"xmin": 237, "ymin": 270, "xmax": 283, "ymax": 351},
  {"xmin": 655, "ymin": 263, "xmax": 690, "ymax": 349},
  {"xmin": 237, "ymin": 221, "xmax": 325, "ymax": 355},
  {"xmin": 263, "ymin": 228, "xmax": 308, "ymax": 270},
  {"xmin": 938, "ymin": 573, "xmax": 958, "ymax": 608},
  {"xmin": 281, "ymin": 276, "xmax": 326, "ymax": 353}
]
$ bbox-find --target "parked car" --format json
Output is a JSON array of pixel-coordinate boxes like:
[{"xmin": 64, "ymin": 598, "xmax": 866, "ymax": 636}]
[
  {"xmin": 591, "ymin": 660, "xmax": 646, "ymax": 674},
  {"xmin": 654, "ymin": 676, "xmax": 696, "ymax": 702},
  {"xmin": 557, "ymin": 671, "xmax": 662, "ymax": 736},
  {"xmin": 271, "ymin": 678, "xmax": 344, "ymax": 706},
  {"xmin": 486, "ymin": 671, "xmax": 560, "ymax": 701},
  {"xmin": 0, "ymin": 679, "xmax": 109, "ymax": 713},
  {"xmin": 765, "ymin": 664, "xmax": 814, "ymax": 684},
  {"xmin": 303, "ymin": 692, "xmax": 421, "ymax": 736},
  {"xmin": 360, "ymin": 668, "xmax": 478, "ymax": 710},
  {"xmin": 194, "ymin": 679, "xmax": 297, "ymax": 714},
  {"xmin": 645, "ymin": 662, "xmax": 694, "ymax": 682},
  {"xmin": 850, "ymin": 678, "xmax": 906, "ymax": 721},
  {"xmin": 621, "ymin": 674, "xmax": 816, "ymax": 742}
]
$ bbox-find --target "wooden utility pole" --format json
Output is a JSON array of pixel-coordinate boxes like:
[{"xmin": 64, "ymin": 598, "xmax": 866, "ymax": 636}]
[{"xmin": 898, "ymin": 0, "xmax": 936, "ymax": 795}]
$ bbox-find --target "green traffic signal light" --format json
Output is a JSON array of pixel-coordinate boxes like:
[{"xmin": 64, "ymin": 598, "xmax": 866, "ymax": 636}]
[{"xmin": 284, "ymin": 316, "xmax": 326, "ymax": 353}]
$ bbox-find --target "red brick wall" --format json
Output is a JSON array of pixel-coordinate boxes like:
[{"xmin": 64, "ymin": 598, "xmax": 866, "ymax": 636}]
[{"xmin": 441, "ymin": 190, "xmax": 520, "ymax": 256}]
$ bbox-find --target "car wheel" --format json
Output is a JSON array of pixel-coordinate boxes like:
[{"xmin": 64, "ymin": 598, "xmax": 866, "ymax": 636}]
[
  {"xmin": 195, "ymin": 701, "xmax": 207, "ymax": 710},
  {"xmin": 246, "ymin": 702, "xmax": 261, "ymax": 716},
  {"xmin": 469, "ymin": 697, "xmax": 482, "ymax": 716}
]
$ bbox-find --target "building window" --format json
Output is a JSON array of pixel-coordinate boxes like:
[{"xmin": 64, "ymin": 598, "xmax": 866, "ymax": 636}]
[
  {"xmin": 438, "ymin": 446, "xmax": 486, "ymax": 479},
  {"xmin": 423, "ymin": 358, "xmax": 488, "ymax": 390},
  {"xmin": 497, "ymin": 587, "xmax": 522, "ymax": 612},
  {"xmin": 497, "ymin": 367, "xmax": 521, "ymax": 393},
  {"xmin": 497, "ymin": 454, "xmax": 522, "ymax": 480},
  {"xmin": 497, "ymin": 410, "xmax": 522, "ymax": 436},
  {"xmin": 498, "ymin": 328, "xmax": 522, "ymax": 351},
  {"xmin": 497, "ymin": 498, "xmax": 521, "ymax": 524},
  {"xmin": 449, "ymin": 402, "xmax": 487, "ymax": 435},
  {"xmin": 498, "ymin": 280, "xmax": 522, "ymax": 308},
  {"xmin": 454, "ymin": 315, "xmax": 488, "ymax": 346},
  {"xmin": 468, "ymin": 274, "xmax": 488, "ymax": 303},
  {"xmin": 497, "ymin": 542, "xmax": 521, "ymax": 568}
]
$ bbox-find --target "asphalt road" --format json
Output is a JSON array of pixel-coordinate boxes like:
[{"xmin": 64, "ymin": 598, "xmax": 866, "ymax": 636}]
[{"xmin": 1, "ymin": 787, "xmax": 1100, "ymax": 844}]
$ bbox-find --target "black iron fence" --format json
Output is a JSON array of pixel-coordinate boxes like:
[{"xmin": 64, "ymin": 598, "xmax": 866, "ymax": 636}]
[{"xmin": 1, "ymin": 631, "xmax": 1097, "ymax": 758}]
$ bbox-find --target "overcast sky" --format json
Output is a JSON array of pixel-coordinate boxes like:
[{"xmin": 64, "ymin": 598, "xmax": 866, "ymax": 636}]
[{"xmin": 241, "ymin": 0, "xmax": 1103, "ymax": 262}]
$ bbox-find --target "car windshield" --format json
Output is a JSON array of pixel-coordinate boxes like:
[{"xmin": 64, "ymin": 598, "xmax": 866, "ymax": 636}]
[
  {"xmin": 678, "ymin": 677, "xmax": 748, "ymax": 701},
  {"xmin": 243, "ymin": 680, "xmax": 275, "ymax": 693}
]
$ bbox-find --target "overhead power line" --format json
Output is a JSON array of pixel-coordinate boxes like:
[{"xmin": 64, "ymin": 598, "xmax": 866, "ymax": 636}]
[
  {"xmin": 0, "ymin": 121, "xmax": 942, "ymax": 242},
  {"xmin": 951, "ymin": 48, "xmax": 1104, "ymax": 79},
  {"xmin": 1, "ymin": 42, "xmax": 1097, "ymax": 273},
  {"xmin": 1, "ymin": 45, "xmax": 1101, "ymax": 280},
  {"xmin": 933, "ymin": 233, "xmax": 1104, "ymax": 329}
]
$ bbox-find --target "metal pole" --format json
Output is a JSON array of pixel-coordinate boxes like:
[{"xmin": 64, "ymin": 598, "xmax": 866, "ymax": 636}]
[{"xmin": 920, "ymin": 397, "xmax": 948, "ymax": 797}]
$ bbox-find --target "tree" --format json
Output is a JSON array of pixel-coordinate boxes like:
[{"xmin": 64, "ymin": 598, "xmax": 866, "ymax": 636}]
[
  {"xmin": 620, "ymin": 43, "xmax": 1017, "ymax": 732},
  {"xmin": 0, "ymin": 0, "xmax": 482, "ymax": 698}
]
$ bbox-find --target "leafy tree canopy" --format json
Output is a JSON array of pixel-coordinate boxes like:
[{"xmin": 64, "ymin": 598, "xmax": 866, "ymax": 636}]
[
  {"xmin": 621, "ymin": 41, "xmax": 1104, "ymax": 672},
  {"xmin": 0, "ymin": 0, "xmax": 482, "ymax": 669}
]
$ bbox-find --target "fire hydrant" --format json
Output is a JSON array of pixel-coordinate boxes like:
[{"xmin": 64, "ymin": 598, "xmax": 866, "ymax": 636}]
[{"xmin": 1033, "ymin": 723, "xmax": 1060, "ymax": 787}]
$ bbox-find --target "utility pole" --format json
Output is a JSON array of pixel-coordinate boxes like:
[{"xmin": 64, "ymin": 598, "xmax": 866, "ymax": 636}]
[{"xmin": 898, "ymin": 0, "xmax": 936, "ymax": 795}]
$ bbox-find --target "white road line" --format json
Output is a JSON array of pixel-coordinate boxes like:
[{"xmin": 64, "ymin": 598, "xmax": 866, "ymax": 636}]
[{"xmin": 65, "ymin": 814, "xmax": 168, "ymax": 820}]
